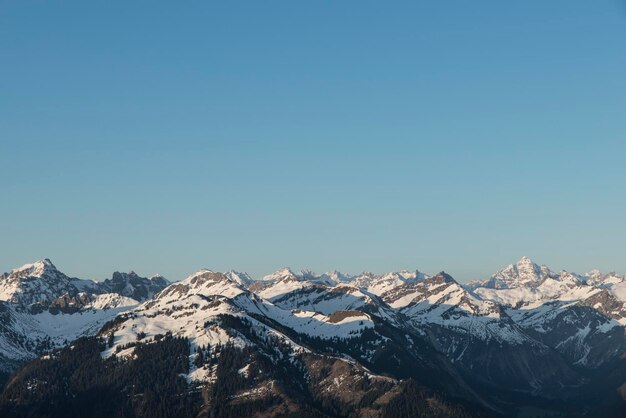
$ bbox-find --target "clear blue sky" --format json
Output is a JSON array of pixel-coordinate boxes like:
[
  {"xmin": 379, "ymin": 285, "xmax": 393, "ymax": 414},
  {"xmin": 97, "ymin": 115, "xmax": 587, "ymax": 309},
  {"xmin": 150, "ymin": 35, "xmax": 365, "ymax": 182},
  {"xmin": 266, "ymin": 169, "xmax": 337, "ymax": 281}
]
[{"xmin": 1, "ymin": 1, "xmax": 625, "ymax": 282}]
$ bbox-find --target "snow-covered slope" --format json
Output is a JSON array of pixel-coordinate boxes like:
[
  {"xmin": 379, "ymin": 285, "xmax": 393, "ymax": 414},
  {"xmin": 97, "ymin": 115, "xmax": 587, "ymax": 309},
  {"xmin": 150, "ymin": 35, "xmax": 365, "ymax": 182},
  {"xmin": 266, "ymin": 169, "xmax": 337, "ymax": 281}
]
[
  {"xmin": 0, "ymin": 296, "xmax": 136, "ymax": 372},
  {"xmin": 224, "ymin": 270, "xmax": 254, "ymax": 286},
  {"xmin": 247, "ymin": 267, "xmax": 341, "ymax": 300},
  {"xmin": 382, "ymin": 272, "xmax": 530, "ymax": 344},
  {"xmin": 0, "ymin": 260, "xmax": 151, "ymax": 372},
  {"xmin": 2, "ymin": 256, "xmax": 626, "ymax": 404},
  {"xmin": 461, "ymin": 257, "xmax": 626, "ymax": 372},
  {"xmin": 508, "ymin": 301, "xmax": 623, "ymax": 369},
  {"xmin": 271, "ymin": 284, "xmax": 379, "ymax": 314},
  {"xmin": 467, "ymin": 257, "xmax": 626, "ymax": 325},
  {"xmin": 101, "ymin": 270, "xmax": 376, "ymax": 383}
]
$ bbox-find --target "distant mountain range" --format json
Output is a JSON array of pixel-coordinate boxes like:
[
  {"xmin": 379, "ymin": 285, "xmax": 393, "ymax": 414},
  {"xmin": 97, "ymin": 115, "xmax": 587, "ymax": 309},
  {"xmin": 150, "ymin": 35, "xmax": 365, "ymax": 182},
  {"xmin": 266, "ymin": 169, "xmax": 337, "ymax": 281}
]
[{"xmin": 1, "ymin": 257, "xmax": 625, "ymax": 417}]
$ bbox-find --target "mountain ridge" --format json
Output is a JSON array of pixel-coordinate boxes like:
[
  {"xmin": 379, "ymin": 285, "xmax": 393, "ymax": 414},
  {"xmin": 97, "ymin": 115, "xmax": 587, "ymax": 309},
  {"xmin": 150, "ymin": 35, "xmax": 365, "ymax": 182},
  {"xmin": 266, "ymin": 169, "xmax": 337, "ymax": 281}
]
[{"xmin": 1, "ymin": 257, "xmax": 625, "ymax": 417}]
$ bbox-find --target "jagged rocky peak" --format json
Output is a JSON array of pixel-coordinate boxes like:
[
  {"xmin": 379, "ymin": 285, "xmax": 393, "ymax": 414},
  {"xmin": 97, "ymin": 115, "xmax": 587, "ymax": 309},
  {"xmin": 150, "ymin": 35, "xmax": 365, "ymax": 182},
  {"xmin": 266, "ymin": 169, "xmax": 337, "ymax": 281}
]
[
  {"xmin": 187, "ymin": 269, "xmax": 227, "ymax": 284},
  {"xmin": 149, "ymin": 274, "xmax": 169, "ymax": 286},
  {"xmin": 99, "ymin": 270, "xmax": 169, "ymax": 302},
  {"xmin": 500, "ymin": 256, "xmax": 546, "ymax": 279},
  {"xmin": 6, "ymin": 258, "xmax": 63, "ymax": 280},
  {"xmin": 482, "ymin": 256, "xmax": 554, "ymax": 289},
  {"xmin": 110, "ymin": 270, "xmax": 140, "ymax": 282},
  {"xmin": 428, "ymin": 271, "xmax": 457, "ymax": 285},
  {"xmin": 118, "ymin": 270, "xmax": 137, "ymax": 277},
  {"xmin": 466, "ymin": 257, "xmax": 594, "ymax": 296},
  {"xmin": 48, "ymin": 292, "xmax": 95, "ymax": 314},
  {"xmin": 0, "ymin": 259, "xmax": 78, "ymax": 307}
]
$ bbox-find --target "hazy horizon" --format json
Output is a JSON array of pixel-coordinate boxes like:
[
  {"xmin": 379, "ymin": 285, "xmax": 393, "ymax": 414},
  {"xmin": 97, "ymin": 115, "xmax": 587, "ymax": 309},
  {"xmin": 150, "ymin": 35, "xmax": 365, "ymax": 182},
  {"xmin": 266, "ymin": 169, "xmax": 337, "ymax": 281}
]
[{"xmin": 2, "ymin": 1, "xmax": 625, "ymax": 282}]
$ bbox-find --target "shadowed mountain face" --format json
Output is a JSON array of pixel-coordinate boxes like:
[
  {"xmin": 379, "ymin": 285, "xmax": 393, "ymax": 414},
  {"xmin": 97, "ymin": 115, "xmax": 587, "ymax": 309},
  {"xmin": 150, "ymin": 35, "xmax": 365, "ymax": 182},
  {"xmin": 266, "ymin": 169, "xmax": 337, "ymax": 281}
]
[
  {"xmin": 98, "ymin": 271, "xmax": 169, "ymax": 302},
  {"xmin": 0, "ymin": 258, "xmax": 625, "ymax": 417}
]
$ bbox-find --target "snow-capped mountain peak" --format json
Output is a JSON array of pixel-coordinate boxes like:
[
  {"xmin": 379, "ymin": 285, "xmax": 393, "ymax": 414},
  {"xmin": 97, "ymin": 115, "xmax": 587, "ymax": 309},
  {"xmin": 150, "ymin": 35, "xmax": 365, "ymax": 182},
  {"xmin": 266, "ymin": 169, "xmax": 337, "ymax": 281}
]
[
  {"xmin": 498, "ymin": 256, "xmax": 547, "ymax": 283},
  {"xmin": 584, "ymin": 270, "xmax": 625, "ymax": 286},
  {"xmin": 0, "ymin": 259, "xmax": 76, "ymax": 307},
  {"xmin": 155, "ymin": 270, "xmax": 247, "ymax": 302},
  {"xmin": 261, "ymin": 267, "xmax": 299, "ymax": 282},
  {"xmin": 224, "ymin": 270, "xmax": 254, "ymax": 286},
  {"xmin": 1, "ymin": 259, "xmax": 170, "ymax": 312},
  {"xmin": 470, "ymin": 256, "xmax": 555, "ymax": 290},
  {"xmin": 9, "ymin": 258, "xmax": 60, "ymax": 279},
  {"xmin": 586, "ymin": 269, "xmax": 603, "ymax": 281}
]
